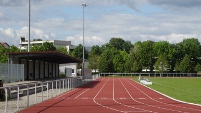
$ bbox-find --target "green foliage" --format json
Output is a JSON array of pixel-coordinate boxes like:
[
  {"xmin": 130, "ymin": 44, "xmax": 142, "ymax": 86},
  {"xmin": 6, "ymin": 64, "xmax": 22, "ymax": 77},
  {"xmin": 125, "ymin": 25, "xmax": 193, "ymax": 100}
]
[
  {"xmin": 174, "ymin": 60, "xmax": 180, "ymax": 72},
  {"xmin": 71, "ymin": 44, "xmax": 88, "ymax": 59},
  {"xmin": 109, "ymin": 37, "xmax": 133, "ymax": 53},
  {"xmin": 88, "ymin": 54, "xmax": 99, "ymax": 71},
  {"xmin": 113, "ymin": 51, "xmax": 128, "ymax": 72},
  {"xmin": 195, "ymin": 64, "xmax": 201, "ymax": 72},
  {"xmin": 56, "ymin": 46, "xmax": 68, "ymax": 55},
  {"xmin": 42, "ymin": 42, "xmax": 56, "ymax": 51},
  {"xmin": 33, "ymin": 39, "xmax": 42, "ymax": 41},
  {"xmin": 98, "ymin": 48, "xmax": 114, "ymax": 72},
  {"xmin": 88, "ymin": 45, "xmax": 100, "ymax": 71},
  {"xmin": 181, "ymin": 38, "xmax": 201, "ymax": 58},
  {"xmin": 139, "ymin": 40, "xmax": 155, "ymax": 71},
  {"xmin": 154, "ymin": 54, "xmax": 169, "ymax": 72},
  {"xmin": 179, "ymin": 54, "xmax": 194, "ymax": 73},
  {"xmin": 125, "ymin": 48, "xmax": 142, "ymax": 72},
  {"xmin": 0, "ymin": 45, "xmax": 20, "ymax": 63},
  {"xmin": 30, "ymin": 42, "xmax": 56, "ymax": 52}
]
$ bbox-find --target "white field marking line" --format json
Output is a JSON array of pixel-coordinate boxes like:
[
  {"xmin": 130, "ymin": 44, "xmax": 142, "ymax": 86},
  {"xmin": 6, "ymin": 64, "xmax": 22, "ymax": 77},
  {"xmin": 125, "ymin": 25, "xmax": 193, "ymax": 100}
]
[
  {"xmin": 112, "ymin": 77, "xmax": 152, "ymax": 113},
  {"xmin": 135, "ymin": 80, "xmax": 201, "ymax": 111},
  {"xmin": 121, "ymin": 78, "xmax": 186, "ymax": 113},
  {"xmin": 55, "ymin": 78, "xmax": 104, "ymax": 99},
  {"xmin": 118, "ymin": 78, "xmax": 158, "ymax": 113},
  {"xmin": 54, "ymin": 87, "xmax": 78, "ymax": 99},
  {"xmin": 137, "ymin": 79, "xmax": 201, "ymax": 109},
  {"xmin": 74, "ymin": 82, "xmax": 98, "ymax": 99},
  {"xmin": 93, "ymin": 78, "xmax": 127, "ymax": 113},
  {"xmin": 126, "ymin": 78, "xmax": 201, "ymax": 112}
]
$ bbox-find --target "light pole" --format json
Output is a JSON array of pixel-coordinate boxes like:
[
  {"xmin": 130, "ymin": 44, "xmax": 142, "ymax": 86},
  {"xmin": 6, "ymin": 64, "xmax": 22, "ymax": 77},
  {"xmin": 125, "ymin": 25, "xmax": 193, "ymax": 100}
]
[
  {"xmin": 28, "ymin": 0, "xmax": 31, "ymax": 52},
  {"xmin": 82, "ymin": 3, "xmax": 87, "ymax": 76}
]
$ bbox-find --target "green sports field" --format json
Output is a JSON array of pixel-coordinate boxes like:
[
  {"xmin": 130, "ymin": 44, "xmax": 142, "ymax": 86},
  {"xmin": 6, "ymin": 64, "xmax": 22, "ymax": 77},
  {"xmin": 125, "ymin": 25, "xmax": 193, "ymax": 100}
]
[{"xmin": 144, "ymin": 77, "xmax": 201, "ymax": 104}]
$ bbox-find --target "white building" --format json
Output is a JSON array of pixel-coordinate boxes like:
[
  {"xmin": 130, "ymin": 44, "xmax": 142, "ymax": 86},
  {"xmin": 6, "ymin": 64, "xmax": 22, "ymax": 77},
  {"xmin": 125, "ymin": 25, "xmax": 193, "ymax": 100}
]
[
  {"xmin": 19, "ymin": 37, "xmax": 76, "ymax": 53},
  {"xmin": 59, "ymin": 63, "xmax": 78, "ymax": 77}
]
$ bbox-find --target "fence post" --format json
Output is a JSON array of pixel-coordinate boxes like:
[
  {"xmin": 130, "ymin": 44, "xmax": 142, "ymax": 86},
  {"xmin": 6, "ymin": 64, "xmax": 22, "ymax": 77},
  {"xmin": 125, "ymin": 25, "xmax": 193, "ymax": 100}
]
[
  {"xmin": 5, "ymin": 88, "xmax": 8, "ymax": 113},
  {"xmin": 41, "ymin": 83, "xmax": 43, "ymax": 101},
  {"xmin": 17, "ymin": 86, "xmax": 19, "ymax": 111},
  {"xmin": 59, "ymin": 80, "xmax": 61, "ymax": 94},
  {"xmin": 63, "ymin": 79, "xmax": 65, "ymax": 91},
  {"xmin": 47, "ymin": 82, "xmax": 49, "ymax": 99},
  {"xmin": 35, "ymin": 83, "xmax": 37, "ymax": 104},
  {"xmin": 27, "ymin": 85, "xmax": 29, "ymax": 107},
  {"xmin": 52, "ymin": 81, "xmax": 53, "ymax": 97}
]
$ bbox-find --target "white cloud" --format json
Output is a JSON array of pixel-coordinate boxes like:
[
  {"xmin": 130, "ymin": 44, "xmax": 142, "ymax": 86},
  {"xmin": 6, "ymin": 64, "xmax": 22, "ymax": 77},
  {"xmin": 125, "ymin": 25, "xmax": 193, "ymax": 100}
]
[{"xmin": 1, "ymin": 0, "xmax": 201, "ymax": 47}]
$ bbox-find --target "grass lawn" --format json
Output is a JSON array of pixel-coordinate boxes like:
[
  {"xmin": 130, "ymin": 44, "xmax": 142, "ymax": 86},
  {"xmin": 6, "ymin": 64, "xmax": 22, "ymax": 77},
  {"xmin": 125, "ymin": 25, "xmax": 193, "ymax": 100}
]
[{"xmin": 144, "ymin": 77, "xmax": 201, "ymax": 104}]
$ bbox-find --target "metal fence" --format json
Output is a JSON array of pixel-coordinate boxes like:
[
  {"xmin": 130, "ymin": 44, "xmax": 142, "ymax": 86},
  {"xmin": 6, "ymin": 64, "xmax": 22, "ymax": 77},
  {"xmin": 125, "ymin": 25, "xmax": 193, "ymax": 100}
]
[
  {"xmin": 99, "ymin": 72, "xmax": 200, "ymax": 77},
  {"xmin": 0, "ymin": 63, "xmax": 24, "ymax": 83},
  {"xmin": 0, "ymin": 74, "xmax": 100, "ymax": 113}
]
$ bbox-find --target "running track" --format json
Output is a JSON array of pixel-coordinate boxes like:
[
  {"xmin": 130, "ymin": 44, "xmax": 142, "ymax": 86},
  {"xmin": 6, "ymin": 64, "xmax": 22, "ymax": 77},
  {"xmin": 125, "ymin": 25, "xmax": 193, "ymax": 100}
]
[{"xmin": 19, "ymin": 78, "xmax": 201, "ymax": 113}]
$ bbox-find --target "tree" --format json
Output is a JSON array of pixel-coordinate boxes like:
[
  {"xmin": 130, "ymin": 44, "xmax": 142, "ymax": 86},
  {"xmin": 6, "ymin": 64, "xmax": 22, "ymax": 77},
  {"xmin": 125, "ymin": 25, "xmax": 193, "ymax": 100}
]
[
  {"xmin": 71, "ymin": 44, "xmax": 88, "ymax": 59},
  {"xmin": 88, "ymin": 45, "xmax": 100, "ymax": 72},
  {"xmin": 0, "ymin": 45, "xmax": 20, "ymax": 63},
  {"xmin": 57, "ymin": 47, "xmax": 68, "ymax": 55},
  {"xmin": 139, "ymin": 40, "xmax": 155, "ymax": 71},
  {"xmin": 195, "ymin": 64, "xmax": 201, "ymax": 72},
  {"xmin": 113, "ymin": 50, "xmax": 128, "ymax": 72},
  {"xmin": 30, "ymin": 44, "xmax": 43, "ymax": 52},
  {"xmin": 88, "ymin": 55, "xmax": 99, "ymax": 72},
  {"xmin": 42, "ymin": 42, "xmax": 56, "ymax": 51},
  {"xmin": 174, "ymin": 60, "xmax": 180, "ymax": 73},
  {"xmin": 0, "ymin": 45, "xmax": 8, "ymax": 63},
  {"xmin": 154, "ymin": 54, "xmax": 169, "ymax": 73},
  {"xmin": 98, "ymin": 47, "xmax": 121, "ymax": 73},
  {"xmin": 98, "ymin": 49, "xmax": 114, "ymax": 72},
  {"xmin": 33, "ymin": 39, "xmax": 42, "ymax": 41},
  {"xmin": 109, "ymin": 37, "xmax": 133, "ymax": 53},
  {"xmin": 125, "ymin": 47, "xmax": 142, "ymax": 72},
  {"xmin": 30, "ymin": 42, "xmax": 56, "ymax": 52},
  {"xmin": 179, "ymin": 54, "xmax": 193, "ymax": 73}
]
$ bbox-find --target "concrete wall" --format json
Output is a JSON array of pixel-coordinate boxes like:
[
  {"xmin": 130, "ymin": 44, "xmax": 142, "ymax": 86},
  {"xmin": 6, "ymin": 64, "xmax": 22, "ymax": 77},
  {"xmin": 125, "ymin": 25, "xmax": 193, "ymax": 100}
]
[{"xmin": 60, "ymin": 63, "xmax": 77, "ymax": 77}]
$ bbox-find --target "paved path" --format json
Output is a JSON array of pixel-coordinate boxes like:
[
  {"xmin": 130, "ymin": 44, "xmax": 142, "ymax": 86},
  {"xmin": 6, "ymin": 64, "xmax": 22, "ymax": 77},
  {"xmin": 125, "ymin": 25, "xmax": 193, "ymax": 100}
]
[{"xmin": 19, "ymin": 78, "xmax": 201, "ymax": 113}]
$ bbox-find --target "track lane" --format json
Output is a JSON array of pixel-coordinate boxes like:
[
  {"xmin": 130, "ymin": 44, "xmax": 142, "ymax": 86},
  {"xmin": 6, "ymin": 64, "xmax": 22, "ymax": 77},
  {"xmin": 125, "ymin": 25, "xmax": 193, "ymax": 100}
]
[
  {"xmin": 122, "ymin": 78, "xmax": 201, "ymax": 113},
  {"xmin": 93, "ymin": 78, "xmax": 151, "ymax": 113},
  {"xmin": 18, "ymin": 77, "xmax": 201, "ymax": 113}
]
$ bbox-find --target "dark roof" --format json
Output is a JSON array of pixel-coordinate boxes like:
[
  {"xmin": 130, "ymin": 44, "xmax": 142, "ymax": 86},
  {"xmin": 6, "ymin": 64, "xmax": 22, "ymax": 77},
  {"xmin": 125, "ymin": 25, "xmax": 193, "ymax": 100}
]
[
  {"xmin": 8, "ymin": 51, "xmax": 82, "ymax": 64},
  {"xmin": 0, "ymin": 42, "xmax": 9, "ymax": 48}
]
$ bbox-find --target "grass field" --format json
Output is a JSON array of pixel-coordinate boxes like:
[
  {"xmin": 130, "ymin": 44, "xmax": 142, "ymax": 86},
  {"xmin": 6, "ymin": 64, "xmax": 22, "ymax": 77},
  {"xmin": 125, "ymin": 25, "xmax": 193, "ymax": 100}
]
[
  {"xmin": 143, "ymin": 77, "xmax": 201, "ymax": 104},
  {"xmin": 103, "ymin": 75, "xmax": 201, "ymax": 104}
]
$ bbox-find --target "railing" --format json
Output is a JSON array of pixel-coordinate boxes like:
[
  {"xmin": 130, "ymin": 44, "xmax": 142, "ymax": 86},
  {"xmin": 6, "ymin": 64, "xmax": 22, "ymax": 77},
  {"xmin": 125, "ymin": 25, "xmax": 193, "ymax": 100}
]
[
  {"xmin": 0, "ymin": 74, "xmax": 100, "ymax": 113},
  {"xmin": 99, "ymin": 72, "xmax": 200, "ymax": 77}
]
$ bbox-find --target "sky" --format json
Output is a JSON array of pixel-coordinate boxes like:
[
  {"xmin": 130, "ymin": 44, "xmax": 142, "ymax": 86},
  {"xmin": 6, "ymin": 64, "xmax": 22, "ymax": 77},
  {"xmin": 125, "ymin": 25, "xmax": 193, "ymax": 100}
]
[{"xmin": 1, "ymin": 0, "xmax": 201, "ymax": 47}]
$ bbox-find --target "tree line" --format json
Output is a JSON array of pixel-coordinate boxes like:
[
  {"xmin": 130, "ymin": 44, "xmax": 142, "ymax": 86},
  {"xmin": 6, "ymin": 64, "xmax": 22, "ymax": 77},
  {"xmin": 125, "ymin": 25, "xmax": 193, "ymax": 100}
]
[
  {"xmin": 1, "ymin": 38, "xmax": 201, "ymax": 73},
  {"xmin": 88, "ymin": 38, "xmax": 201, "ymax": 73}
]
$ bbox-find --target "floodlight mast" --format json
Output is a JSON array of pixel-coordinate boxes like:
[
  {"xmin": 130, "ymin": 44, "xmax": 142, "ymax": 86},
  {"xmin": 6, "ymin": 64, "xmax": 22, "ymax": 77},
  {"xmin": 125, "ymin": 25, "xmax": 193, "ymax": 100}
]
[
  {"xmin": 82, "ymin": 3, "xmax": 87, "ymax": 76},
  {"xmin": 28, "ymin": 0, "xmax": 31, "ymax": 52}
]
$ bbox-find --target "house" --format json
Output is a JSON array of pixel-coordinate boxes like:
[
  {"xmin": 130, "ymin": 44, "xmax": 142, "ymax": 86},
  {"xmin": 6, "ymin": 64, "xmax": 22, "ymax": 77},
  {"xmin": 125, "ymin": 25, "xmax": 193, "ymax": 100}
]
[{"xmin": 0, "ymin": 42, "xmax": 9, "ymax": 48}]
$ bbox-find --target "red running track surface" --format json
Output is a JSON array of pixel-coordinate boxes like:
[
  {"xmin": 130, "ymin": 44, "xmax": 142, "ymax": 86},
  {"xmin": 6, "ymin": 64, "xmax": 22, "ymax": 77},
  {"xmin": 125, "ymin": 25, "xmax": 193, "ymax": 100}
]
[{"xmin": 19, "ymin": 78, "xmax": 201, "ymax": 113}]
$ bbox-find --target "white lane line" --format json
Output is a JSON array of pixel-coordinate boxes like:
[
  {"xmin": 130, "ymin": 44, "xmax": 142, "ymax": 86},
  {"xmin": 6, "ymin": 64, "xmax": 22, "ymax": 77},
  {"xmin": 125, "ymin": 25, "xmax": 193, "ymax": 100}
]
[
  {"xmin": 54, "ymin": 88, "xmax": 78, "ymax": 99},
  {"xmin": 117, "ymin": 78, "xmax": 158, "ymax": 113},
  {"xmin": 112, "ymin": 78, "xmax": 153, "ymax": 113},
  {"xmin": 93, "ymin": 78, "xmax": 140, "ymax": 113},
  {"xmin": 124, "ymin": 78, "xmax": 201, "ymax": 112},
  {"xmin": 134, "ymin": 79, "xmax": 201, "ymax": 112},
  {"xmin": 122, "ymin": 78, "xmax": 184, "ymax": 112},
  {"xmin": 75, "ymin": 78, "xmax": 105, "ymax": 99}
]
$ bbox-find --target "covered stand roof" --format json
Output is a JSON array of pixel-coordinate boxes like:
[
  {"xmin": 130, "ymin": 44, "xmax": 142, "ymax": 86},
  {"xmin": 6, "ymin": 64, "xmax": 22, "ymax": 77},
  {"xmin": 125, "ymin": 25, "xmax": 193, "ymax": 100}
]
[{"xmin": 8, "ymin": 51, "xmax": 82, "ymax": 64}]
